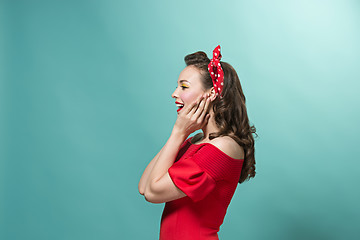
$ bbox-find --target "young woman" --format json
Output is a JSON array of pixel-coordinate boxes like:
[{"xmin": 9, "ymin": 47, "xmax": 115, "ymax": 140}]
[{"xmin": 138, "ymin": 45, "xmax": 257, "ymax": 240}]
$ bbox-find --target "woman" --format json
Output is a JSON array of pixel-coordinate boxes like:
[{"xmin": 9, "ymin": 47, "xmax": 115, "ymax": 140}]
[{"xmin": 138, "ymin": 45, "xmax": 257, "ymax": 240}]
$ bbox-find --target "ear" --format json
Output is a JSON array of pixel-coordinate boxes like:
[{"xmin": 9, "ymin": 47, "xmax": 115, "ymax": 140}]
[{"xmin": 208, "ymin": 87, "xmax": 217, "ymax": 102}]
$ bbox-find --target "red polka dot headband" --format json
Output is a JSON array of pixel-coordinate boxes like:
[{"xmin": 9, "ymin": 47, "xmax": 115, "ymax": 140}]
[{"xmin": 208, "ymin": 45, "xmax": 224, "ymax": 99}]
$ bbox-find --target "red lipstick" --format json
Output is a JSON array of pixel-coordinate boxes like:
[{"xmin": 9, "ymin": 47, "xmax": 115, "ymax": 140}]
[{"xmin": 175, "ymin": 101, "xmax": 184, "ymax": 112}]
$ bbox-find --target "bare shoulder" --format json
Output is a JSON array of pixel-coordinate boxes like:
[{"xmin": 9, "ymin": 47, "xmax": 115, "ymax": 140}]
[{"xmin": 210, "ymin": 136, "xmax": 245, "ymax": 160}]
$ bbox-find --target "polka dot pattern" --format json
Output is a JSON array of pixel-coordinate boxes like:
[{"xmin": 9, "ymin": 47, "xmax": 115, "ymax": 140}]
[{"xmin": 208, "ymin": 45, "xmax": 224, "ymax": 99}]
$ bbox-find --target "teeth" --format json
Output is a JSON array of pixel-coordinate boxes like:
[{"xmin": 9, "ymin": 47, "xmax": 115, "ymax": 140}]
[{"xmin": 176, "ymin": 104, "xmax": 184, "ymax": 108}]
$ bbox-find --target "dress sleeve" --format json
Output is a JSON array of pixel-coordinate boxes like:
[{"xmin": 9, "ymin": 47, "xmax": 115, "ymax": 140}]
[
  {"xmin": 168, "ymin": 157, "xmax": 216, "ymax": 202},
  {"xmin": 169, "ymin": 142, "xmax": 232, "ymax": 202},
  {"xmin": 169, "ymin": 143, "xmax": 243, "ymax": 202}
]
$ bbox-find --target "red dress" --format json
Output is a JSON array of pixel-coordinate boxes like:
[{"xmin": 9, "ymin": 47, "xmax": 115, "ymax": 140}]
[{"xmin": 160, "ymin": 136, "xmax": 244, "ymax": 240}]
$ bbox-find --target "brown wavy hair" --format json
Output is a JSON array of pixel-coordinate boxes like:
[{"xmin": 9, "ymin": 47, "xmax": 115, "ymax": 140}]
[{"xmin": 184, "ymin": 51, "xmax": 257, "ymax": 184}]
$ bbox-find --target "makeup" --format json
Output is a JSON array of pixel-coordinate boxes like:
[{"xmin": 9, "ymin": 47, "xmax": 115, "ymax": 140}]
[{"xmin": 175, "ymin": 101, "xmax": 184, "ymax": 112}]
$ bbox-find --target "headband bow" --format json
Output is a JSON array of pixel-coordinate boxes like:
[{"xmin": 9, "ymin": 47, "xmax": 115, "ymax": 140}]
[{"xmin": 208, "ymin": 45, "xmax": 224, "ymax": 99}]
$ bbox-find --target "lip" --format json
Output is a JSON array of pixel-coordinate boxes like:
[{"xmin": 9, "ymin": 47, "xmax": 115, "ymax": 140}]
[{"xmin": 175, "ymin": 101, "xmax": 184, "ymax": 112}]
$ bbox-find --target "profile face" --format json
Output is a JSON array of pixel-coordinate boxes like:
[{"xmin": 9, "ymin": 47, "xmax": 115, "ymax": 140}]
[{"xmin": 171, "ymin": 66, "xmax": 206, "ymax": 113}]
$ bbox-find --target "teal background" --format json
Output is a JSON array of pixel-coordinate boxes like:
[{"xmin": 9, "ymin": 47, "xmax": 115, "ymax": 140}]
[{"xmin": 1, "ymin": 0, "xmax": 359, "ymax": 239}]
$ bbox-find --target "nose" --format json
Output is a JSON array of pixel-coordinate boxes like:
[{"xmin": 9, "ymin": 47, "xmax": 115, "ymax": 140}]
[{"xmin": 171, "ymin": 87, "xmax": 178, "ymax": 99}]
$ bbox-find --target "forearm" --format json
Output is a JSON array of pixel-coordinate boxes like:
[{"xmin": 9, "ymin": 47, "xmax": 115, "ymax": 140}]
[
  {"xmin": 138, "ymin": 147, "xmax": 164, "ymax": 195},
  {"xmin": 146, "ymin": 129, "xmax": 187, "ymax": 189}
]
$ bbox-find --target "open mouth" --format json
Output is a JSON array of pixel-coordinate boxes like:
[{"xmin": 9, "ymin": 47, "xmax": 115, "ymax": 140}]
[{"xmin": 176, "ymin": 103, "xmax": 184, "ymax": 112}]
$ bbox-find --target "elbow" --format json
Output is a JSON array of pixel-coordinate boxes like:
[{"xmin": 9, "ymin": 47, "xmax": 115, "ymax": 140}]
[
  {"xmin": 143, "ymin": 182, "xmax": 163, "ymax": 204},
  {"xmin": 144, "ymin": 191, "xmax": 154, "ymax": 203},
  {"xmin": 144, "ymin": 191, "xmax": 162, "ymax": 204},
  {"xmin": 138, "ymin": 184, "xmax": 145, "ymax": 196}
]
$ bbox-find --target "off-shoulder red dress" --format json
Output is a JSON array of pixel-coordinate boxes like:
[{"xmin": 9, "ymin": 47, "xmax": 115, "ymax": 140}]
[{"xmin": 159, "ymin": 136, "xmax": 244, "ymax": 240}]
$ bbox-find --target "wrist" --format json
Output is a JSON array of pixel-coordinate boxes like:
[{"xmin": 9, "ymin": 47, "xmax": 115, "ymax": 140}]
[{"xmin": 171, "ymin": 128, "xmax": 188, "ymax": 142}]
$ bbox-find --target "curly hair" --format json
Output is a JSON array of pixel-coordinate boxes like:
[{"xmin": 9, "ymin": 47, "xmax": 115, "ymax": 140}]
[{"xmin": 184, "ymin": 51, "xmax": 257, "ymax": 184}]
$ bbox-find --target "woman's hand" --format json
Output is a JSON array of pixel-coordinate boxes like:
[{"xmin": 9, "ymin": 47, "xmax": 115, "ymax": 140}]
[{"xmin": 173, "ymin": 93, "xmax": 211, "ymax": 137}]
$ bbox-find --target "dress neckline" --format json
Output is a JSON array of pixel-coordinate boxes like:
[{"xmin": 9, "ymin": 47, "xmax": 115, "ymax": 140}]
[{"xmin": 188, "ymin": 137, "xmax": 244, "ymax": 161}]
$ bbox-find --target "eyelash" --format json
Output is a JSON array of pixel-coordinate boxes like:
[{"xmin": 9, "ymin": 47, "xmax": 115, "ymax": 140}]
[{"xmin": 176, "ymin": 85, "xmax": 188, "ymax": 90}]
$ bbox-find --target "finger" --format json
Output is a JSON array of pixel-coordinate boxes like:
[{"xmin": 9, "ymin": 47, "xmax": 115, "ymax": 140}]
[
  {"xmin": 193, "ymin": 95, "xmax": 207, "ymax": 118},
  {"xmin": 198, "ymin": 96, "xmax": 210, "ymax": 121},
  {"xmin": 195, "ymin": 93, "xmax": 209, "ymax": 112},
  {"xmin": 200, "ymin": 113, "xmax": 211, "ymax": 128},
  {"xmin": 198, "ymin": 96, "xmax": 210, "ymax": 120},
  {"xmin": 205, "ymin": 113, "xmax": 210, "ymax": 124},
  {"xmin": 182, "ymin": 96, "xmax": 199, "ymax": 114},
  {"xmin": 188, "ymin": 95, "xmax": 204, "ymax": 115}
]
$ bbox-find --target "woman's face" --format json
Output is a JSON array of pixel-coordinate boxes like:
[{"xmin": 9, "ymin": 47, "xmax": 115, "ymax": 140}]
[{"xmin": 171, "ymin": 66, "xmax": 208, "ymax": 113}]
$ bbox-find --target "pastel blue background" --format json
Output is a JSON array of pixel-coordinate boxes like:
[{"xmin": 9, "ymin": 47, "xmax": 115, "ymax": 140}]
[{"xmin": 1, "ymin": 0, "xmax": 359, "ymax": 239}]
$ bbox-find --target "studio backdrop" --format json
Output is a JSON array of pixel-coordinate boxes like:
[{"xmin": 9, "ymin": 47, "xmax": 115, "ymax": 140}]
[{"xmin": 1, "ymin": 0, "xmax": 359, "ymax": 239}]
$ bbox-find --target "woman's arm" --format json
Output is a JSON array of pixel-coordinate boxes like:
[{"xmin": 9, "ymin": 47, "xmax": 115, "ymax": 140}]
[
  {"xmin": 142, "ymin": 94, "xmax": 210, "ymax": 203},
  {"xmin": 143, "ymin": 129, "xmax": 188, "ymax": 203},
  {"xmin": 138, "ymin": 146, "xmax": 164, "ymax": 195}
]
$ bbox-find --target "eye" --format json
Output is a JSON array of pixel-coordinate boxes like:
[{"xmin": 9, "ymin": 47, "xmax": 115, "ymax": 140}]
[
  {"xmin": 180, "ymin": 84, "xmax": 189, "ymax": 89},
  {"xmin": 176, "ymin": 84, "xmax": 189, "ymax": 90}
]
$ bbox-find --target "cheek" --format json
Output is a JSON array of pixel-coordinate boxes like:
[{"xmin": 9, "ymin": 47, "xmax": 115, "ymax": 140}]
[{"xmin": 180, "ymin": 92, "xmax": 197, "ymax": 104}]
